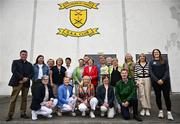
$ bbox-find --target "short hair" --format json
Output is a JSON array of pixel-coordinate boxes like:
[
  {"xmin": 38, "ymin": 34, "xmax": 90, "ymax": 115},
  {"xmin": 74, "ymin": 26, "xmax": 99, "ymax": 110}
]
[
  {"xmin": 102, "ymin": 75, "xmax": 109, "ymax": 81},
  {"xmin": 65, "ymin": 57, "xmax": 71, "ymax": 62},
  {"xmin": 121, "ymin": 68, "xmax": 128, "ymax": 73},
  {"xmin": 41, "ymin": 75, "xmax": 49, "ymax": 80},
  {"xmin": 20, "ymin": 50, "xmax": 27, "ymax": 54},
  {"xmin": 78, "ymin": 58, "xmax": 84, "ymax": 62}
]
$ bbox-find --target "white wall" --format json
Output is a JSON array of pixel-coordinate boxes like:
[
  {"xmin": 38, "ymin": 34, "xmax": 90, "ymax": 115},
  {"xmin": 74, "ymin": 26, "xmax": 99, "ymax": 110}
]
[{"xmin": 0, "ymin": 0, "xmax": 180, "ymax": 95}]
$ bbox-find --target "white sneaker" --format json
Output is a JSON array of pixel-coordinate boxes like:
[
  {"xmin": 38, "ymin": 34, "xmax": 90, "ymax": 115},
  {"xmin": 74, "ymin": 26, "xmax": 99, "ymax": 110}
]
[
  {"xmin": 47, "ymin": 114, "xmax": 52, "ymax": 118},
  {"xmin": 72, "ymin": 112, "xmax": 76, "ymax": 117},
  {"xmin": 140, "ymin": 109, "xmax": 145, "ymax": 116},
  {"xmin": 90, "ymin": 111, "xmax": 95, "ymax": 118},
  {"xmin": 31, "ymin": 110, "xmax": 38, "ymax": 120},
  {"xmin": 167, "ymin": 111, "xmax": 174, "ymax": 121},
  {"xmin": 57, "ymin": 111, "xmax": 62, "ymax": 117},
  {"xmin": 82, "ymin": 111, "xmax": 86, "ymax": 117},
  {"xmin": 101, "ymin": 112, "xmax": 105, "ymax": 117},
  {"xmin": 158, "ymin": 110, "xmax": 164, "ymax": 118},
  {"xmin": 145, "ymin": 109, "xmax": 150, "ymax": 116}
]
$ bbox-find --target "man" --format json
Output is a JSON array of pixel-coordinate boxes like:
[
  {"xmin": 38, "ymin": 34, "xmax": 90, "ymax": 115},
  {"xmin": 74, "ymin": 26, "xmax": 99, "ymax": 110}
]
[
  {"xmin": 116, "ymin": 69, "xmax": 142, "ymax": 121},
  {"xmin": 57, "ymin": 77, "xmax": 77, "ymax": 117},
  {"xmin": 6, "ymin": 50, "xmax": 34, "ymax": 121}
]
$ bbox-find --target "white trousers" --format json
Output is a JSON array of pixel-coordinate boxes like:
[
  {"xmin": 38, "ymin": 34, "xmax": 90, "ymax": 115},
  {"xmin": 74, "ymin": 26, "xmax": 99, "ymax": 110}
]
[
  {"xmin": 100, "ymin": 106, "xmax": 115, "ymax": 118},
  {"xmin": 78, "ymin": 97, "xmax": 98, "ymax": 112},
  {"xmin": 61, "ymin": 97, "xmax": 77, "ymax": 112}
]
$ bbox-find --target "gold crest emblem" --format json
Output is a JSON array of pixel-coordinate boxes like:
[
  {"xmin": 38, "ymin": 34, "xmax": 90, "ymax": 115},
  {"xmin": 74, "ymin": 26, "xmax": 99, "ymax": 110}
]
[{"xmin": 70, "ymin": 9, "xmax": 87, "ymax": 28}]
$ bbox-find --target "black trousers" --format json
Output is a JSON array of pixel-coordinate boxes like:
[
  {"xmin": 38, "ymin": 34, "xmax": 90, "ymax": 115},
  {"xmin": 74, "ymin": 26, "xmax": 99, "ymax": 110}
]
[
  {"xmin": 120, "ymin": 98, "xmax": 138, "ymax": 120},
  {"xmin": 152, "ymin": 81, "xmax": 171, "ymax": 111}
]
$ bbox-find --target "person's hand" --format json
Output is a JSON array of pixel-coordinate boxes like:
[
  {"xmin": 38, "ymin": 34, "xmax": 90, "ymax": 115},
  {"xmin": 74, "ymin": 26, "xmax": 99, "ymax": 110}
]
[
  {"xmin": 136, "ymin": 81, "xmax": 140, "ymax": 87},
  {"xmin": 22, "ymin": 77, "xmax": 28, "ymax": 83},
  {"xmin": 46, "ymin": 101, "xmax": 53, "ymax": 108},
  {"xmin": 51, "ymin": 83, "xmax": 54, "ymax": 87},
  {"xmin": 83, "ymin": 99, "xmax": 88, "ymax": 105},
  {"xmin": 103, "ymin": 102, "xmax": 109, "ymax": 108},
  {"xmin": 157, "ymin": 79, "xmax": 164, "ymax": 85},
  {"xmin": 19, "ymin": 80, "xmax": 24, "ymax": 84}
]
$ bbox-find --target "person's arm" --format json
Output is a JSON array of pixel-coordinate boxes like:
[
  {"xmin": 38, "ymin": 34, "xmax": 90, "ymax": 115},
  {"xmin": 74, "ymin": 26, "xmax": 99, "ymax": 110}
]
[
  {"xmin": 50, "ymin": 70, "xmax": 54, "ymax": 86},
  {"xmin": 90, "ymin": 66, "xmax": 98, "ymax": 80},
  {"xmin": 149, "ymin": 61, "xmax": 159, "ymax": 82},
  {"xmin": 162, "ymin": 60, "xmax": 170, "ymax": 82},
  {"xmin": 58, "ymin": 87, "xmax": 68, "ymax": 104},
  {"xmin": 28, "ymin": 64, "xmax": 34, "ymax": 80},
  {"xmin": 73, "ymin": 67, "xmax": 79, "ymax": 83},
  {"xmin": 108, "ymin": 86, "xmax": 115, "ymax": 107},
  {"xmin": 96, "ymin": 86, "xmax": 103, "ymax": 106},
  {"xmin": 126, "ymin": 80, "xmax": 136, "ymax": 101},
  {"xmin": 134, "ymin": 64, "xmax": 138, "ymax": 82},
  {"xmin": 11, "ymin": 60, "xmax": 23, "ymax": 80},
  {"xmin": 115, "ymin": 82, "xmax": 122, "ymax": 103}
]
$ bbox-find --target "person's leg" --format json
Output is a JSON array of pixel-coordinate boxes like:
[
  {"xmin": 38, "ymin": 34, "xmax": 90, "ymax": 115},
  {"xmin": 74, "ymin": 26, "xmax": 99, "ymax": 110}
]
[
  {"xmin": 78, "ymin": 103, "xmax": 87, "ymax": 116},
  {"xmin": 36, "ymin": 106, "xmax": 53, "ymax": 117},
  {"xmin": 52, "ymin": 84, "xmax": 58, "ymax": 98},
  {"xmin": 107, "ymin": 107, "xmax": 115, "ymax": 118},
  {"xmin": 152, "ymin": 82, "xmax": 162, "ymax": 110},
  {"xmin": 20, "ymin": 86, "xmax": 29, "ymax": 116},
  {"xmin": 100, "ymin": 105, "xmax": 107, "ymax": 117},
  {"xmin": 68, "ymin": 97, "xmax": 77, "ymax": 112},
  {"xmin": 144, "ymin": 78, "xmax": 151, "ymax": 109},
  {"xmin": 7, "ymin": 84, "xmax": 23, "ymax": 118},
  {"xmin": 89, "ymin": 97, "xmax": 98, "ymax": 110},
  {"xmin": 120, "ymin": 104, "xmax": 130, "ymax": 120},
  {"xmin": 52, "ymin": 99, "xmax": 58, "ymax": 108},
  {"xmin": 162, "ymin": 82, "xmax": 171, "ymax": 111},
  {"xmin": 61, "ymin": 104, "xmax": 73, "ymax": 112}
]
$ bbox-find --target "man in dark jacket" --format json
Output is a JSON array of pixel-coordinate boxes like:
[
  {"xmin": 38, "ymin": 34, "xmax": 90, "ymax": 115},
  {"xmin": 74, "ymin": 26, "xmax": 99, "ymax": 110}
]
[{"xmin": 6, "ymin": 50, "xmax": 34, "ymax": 121}]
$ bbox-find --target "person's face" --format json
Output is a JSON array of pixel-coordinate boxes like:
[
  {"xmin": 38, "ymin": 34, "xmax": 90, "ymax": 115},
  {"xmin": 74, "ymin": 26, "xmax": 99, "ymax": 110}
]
[
  {"xmin": 99, "ymin": 56, "xmax": 106, "ymax": 64},
  {"xmin": 79, "ymin": 60, "xmax": 84, "ymax": 67},
  {"xmin": 57, "ymin": 60, "xmax": 63, "ymax": 66},
  {"xmin": 20, "ymin": 52, "xmax": 28, "ymax": 61},
  {"xmin": 64, "ymin": 77, "xmax": 70, "ymax": 86},
  {"xmin": 83, "ymin": 76, "xmax": 90, "ymax": 86},
  {"xmin": 126, "ymin": 54, "xmax": 132, "ymax": 62},
  {"xmin": 47, "ymin": 60, "xmax": 54, "ymax": 68},
  {"xmin": 103, "ymin": 77, "xmax": 109, "ymax": 85},
  {"xmin": 121, "ymin": 70, "xmax": 128, "ymax": 80},
  {"xmin": 42, "ymin": 77, "xmax": 49, "ymax": 85},
  {"xmin": 66, "ymin": 59, "xmax": 71, "ymax": 66},
  {"xmin": 88, "ymin": 59, "xmax": 93, "ymax": 66},
  {"xmin": 84, "ymin": 56, "xmax": 89, "ymax": 63},
  {"xmin": 106, "ymin": 57, "xmax": 112, "ymax": 65},
  {"xmin": 153, "ymin": 50, "xmax": 160, "ymax": 58},
  {"xmin": 139, "ymin": 54, "xmax": 146, "ymax": 62},
  {"xmin": 38, "ymin": 56, "xmax": 44, "ymax": 64},
  {"xmin": 112, "ymin": 59, "xmax": 118, "ymax": 66}
]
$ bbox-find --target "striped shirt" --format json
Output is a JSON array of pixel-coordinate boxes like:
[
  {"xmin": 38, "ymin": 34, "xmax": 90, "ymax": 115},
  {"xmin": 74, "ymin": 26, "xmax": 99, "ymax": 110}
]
[{"xmin": 134, "ymin": 62, "xmax": 150, "ymax": 81}]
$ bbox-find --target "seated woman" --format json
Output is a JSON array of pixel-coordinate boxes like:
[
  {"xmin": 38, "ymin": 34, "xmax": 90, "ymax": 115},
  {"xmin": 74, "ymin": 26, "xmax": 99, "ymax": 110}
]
[
  {"xmin": 77, "ymin": 76, "xmax": 98, "ymax": 118},
  {"xmin": 57, "ymin": 77, "xmax": 77, "ymax": 117},
  {"xmin": 30, "ymin": 75, "xmax": 58, "ymax": 120},
  {"xmin": 96, "ymin": 75, "xmax": 115, "ymax": 118}
]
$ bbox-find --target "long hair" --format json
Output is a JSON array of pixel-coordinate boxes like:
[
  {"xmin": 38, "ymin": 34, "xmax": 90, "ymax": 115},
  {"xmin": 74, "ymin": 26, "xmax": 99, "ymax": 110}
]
[
  {"xmin": 137, "ymin": 53, "xmax": 148, "ymax": 63},
  {"xmin": 35, "ymin": 55, "xmax": 44, "ymax": 64},
  {"xmin": 152, "ymin": 49, "xmax": 164, "ymax": 64}
]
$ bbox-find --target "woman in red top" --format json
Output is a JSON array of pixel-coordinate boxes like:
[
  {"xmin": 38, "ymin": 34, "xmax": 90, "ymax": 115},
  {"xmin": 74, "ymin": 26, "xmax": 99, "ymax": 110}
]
[{"xmin": 83, "ymin": 58, "xmax": 98, "ymax": 89}]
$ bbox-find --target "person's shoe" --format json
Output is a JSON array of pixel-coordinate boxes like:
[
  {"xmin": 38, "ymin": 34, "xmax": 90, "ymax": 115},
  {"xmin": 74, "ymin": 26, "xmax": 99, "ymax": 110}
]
[
  {"xmin": 31, "ymin": 111, "xmax": 38, "ymax": 120},
  {"xmin": 20, "ymin": 114, "xmax": 29, "ymax": 119},
  {"xmin": 82, "ymin": 111, "xmax": 86, "ymax": 116},
  {"xmin": 47, "ymin": 114, "xmax": 53, "ymax": 118},
  {"xmin": 145, "ymin": 109, "xmax": 150, "ymax": 116},
  {"xmin": 57, "ymin": 111, "xmax": 62, "ymax": 117},
  {"xmin": 6, "ymin": 116, "xmax": 12, "ymax": 121},
  {"xmin": 158, "ymin": 110, "xmax": 164, "ymax": 118},
  {"xmin": 140, "ymin": 109, "xmax": 145, "ymax": 116},
  {"xmin": 72, "ymin": 112, "xmax": 76, "ymax": 117},
  {"xmin": 101, "ymin": 112, "xmax": 105, "ymax": 117},
  {"xmin": 167, "ymin": 111, "xmax": 174, "ymax": 121},
  {"xmin": 90, "ymin": 111, "xmax": 95, "ymax": 118},
  {"xmin": 134, "ymin": 115, "xmax": 143, "ymax": 121}
]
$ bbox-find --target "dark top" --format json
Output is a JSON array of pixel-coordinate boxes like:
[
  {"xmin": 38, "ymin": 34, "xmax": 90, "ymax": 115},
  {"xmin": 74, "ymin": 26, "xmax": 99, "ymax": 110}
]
[
  {"xmin": 9, "ymin": 59, "xmax": 34, "ymax": 87},
  {"xmin": 30, "ymin": 82, "xmax": 55, "ymax": 111},
  {"xmin": 149, "ymin": 60, "xmax": 170, "ymax": 82},
  {"xmin": 111, "ymin": 67, "xmax": 121, "ymax": 86},
  {"xmin": 96, "ymin": 84, "xmax": 114, "ymax": 108},
  {"xmin": 51, "ymin": 65, "xmax": 66, "ymax": 86}
]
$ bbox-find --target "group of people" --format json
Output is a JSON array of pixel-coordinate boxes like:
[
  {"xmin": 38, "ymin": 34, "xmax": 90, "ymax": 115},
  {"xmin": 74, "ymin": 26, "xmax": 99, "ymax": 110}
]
[{"xmin": 6, "ymin": 49, "xmax": 174, "ymax": 122}]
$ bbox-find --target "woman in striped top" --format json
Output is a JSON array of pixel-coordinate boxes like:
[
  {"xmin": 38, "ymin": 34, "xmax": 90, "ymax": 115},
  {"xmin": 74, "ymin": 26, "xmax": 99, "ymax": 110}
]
[{"xmin": 134, "ymin": 53, "xmax": 151, "ymax": 117}]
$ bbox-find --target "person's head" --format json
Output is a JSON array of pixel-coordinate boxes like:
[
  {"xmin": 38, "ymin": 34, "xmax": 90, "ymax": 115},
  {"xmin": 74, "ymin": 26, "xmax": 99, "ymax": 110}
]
[
  {"xmin": 121, "ymin": 69, "xmax": 128, "ymax": 80},
  {"xmin": 106, "ymin": 56, "xmax": 113, "ymax": 66},
  {"xmin": 56, "ymin": 58, "xmax": 63, "ymax": 66},
  {"xmin": 125, "ymin": 53, "xmax": 133, "ymax": 63},
  {"xmin": 99, "ymin": 55, "xmax": 106, "ymax": 65},
  {"xmin": 152, "ymin": 49, "xmax": 164, "ymax": 64},
  {"xmin": 102, "ymin": 75, "xmax": 110, "ymax": 85},
  {"xmin": 83, "ymin": 55, "xmax": 89, "ymax": 64},
  {"xmin": 64, "ymin": 77, "xmax": 70, "ymax": 86},
  {"xmin": 82, "ymin": 76, "xmax": 91, "ymax": 86},
  {"xmin": 41, "ymin": 75, "xmax": 49, "ymax": 85},
  {"xmin": 78, "ymin": 58, "xmax": 84, "ymax": 67},
  {"xmin": 138, "ymin": 53, "xmax": 147, "ymax": 63},
  {"xmin": 47, "ymin": 59, "xmax": 55, "ymax": 68},
  {"xmin": 88, "ymin": 58, "xmax": 94, "ymax": 66},
  {"xmin": 20, "ymin": 50, "xmax": 28, "ymax": 61},
  {"xmin": 112, "ymin": 58, "xmax": 118, "ymax": 66},
  {"xmin": 65, "ymin": 57, "xmax": 71, "ymax": 66},
  {"xmin": 35, "ymin": 55, "xmax": 44, "ymax": 64}
]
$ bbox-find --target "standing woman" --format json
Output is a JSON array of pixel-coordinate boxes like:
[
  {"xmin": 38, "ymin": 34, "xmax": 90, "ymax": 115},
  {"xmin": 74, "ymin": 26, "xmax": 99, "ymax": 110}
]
[
  {"xmin": 134, "ymin": 53, "xmax": 151, "ymax": 116},
  {"xmin": 149, "ymin": 49, "xmax": 174, "ymax": 120},
  {"xmin": 32, "ymin": 55, "xmax": 49, "ymax": 85},
  {"xmin": 83, "ymin": 58, "xmax": 98, "ymax": 90},
  {"xmin": 50, "ymin": 58, "xmax": 66, "ymax": 97},
  {"xmin": 123, "ymin": 53, "xmax": 136, "ymax": 79}
]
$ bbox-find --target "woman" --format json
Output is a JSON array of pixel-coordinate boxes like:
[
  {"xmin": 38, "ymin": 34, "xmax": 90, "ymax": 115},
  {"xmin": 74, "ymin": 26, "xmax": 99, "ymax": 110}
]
[
  {"xmin": 134, "ymin": 53, "xmax": 151, "ymax": 116},
  {"xmin": 50, "ymin": 58, "xmax": 66, "ymax": 97},
  {"xmin": 123, "ymin": 53, "xmax": 135, "ymax": 79},
  {"xmin": 149, "ymin": 49, "xmax": 174, "ymax": 120},
  {"xmin": 73, "ymin": 58, "xmax": 84, "ymax": 96},
  {"xmin": 32, "ymin": 55, "xmax": 49, "ymax": 85},
  {"xmin": 83, "ymin": 58, "xmax": 98, "ymax": 89},
  {"xmin": 30, "ymin": 75, "xmax": 58, "ymax": 120},
  {"xmin": 96, "ymin": 75, "xmax": 115, "ymax": 118},
  {"xmin": 77, "ymin": 76, "xmax": 98, "ymax": 118}
]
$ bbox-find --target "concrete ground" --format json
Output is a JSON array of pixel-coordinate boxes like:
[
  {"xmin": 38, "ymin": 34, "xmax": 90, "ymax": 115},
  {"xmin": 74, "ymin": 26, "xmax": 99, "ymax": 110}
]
[{"xmin": 0, "ymin": 93, "xmax": 180, "ymax": 124}]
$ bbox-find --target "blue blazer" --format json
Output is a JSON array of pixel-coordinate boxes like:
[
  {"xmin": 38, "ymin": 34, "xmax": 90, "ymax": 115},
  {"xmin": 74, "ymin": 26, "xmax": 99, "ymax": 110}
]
[{"xmin": 57, "ymin": 84, "xmax": 73, "ymax": 107}]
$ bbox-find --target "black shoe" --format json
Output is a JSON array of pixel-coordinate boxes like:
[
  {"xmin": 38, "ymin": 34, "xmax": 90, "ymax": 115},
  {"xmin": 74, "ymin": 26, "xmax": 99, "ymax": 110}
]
[
  {"xmin": 6, "ymin": 116, "xmax": 12, "ymax": 121},
  {"xmin": 20, "ymin": 114, "xmax": 29, "ymax": 119},
  {"xmin": 134, "ymin": 115, "xmax": 143, "ymax": 121}
]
